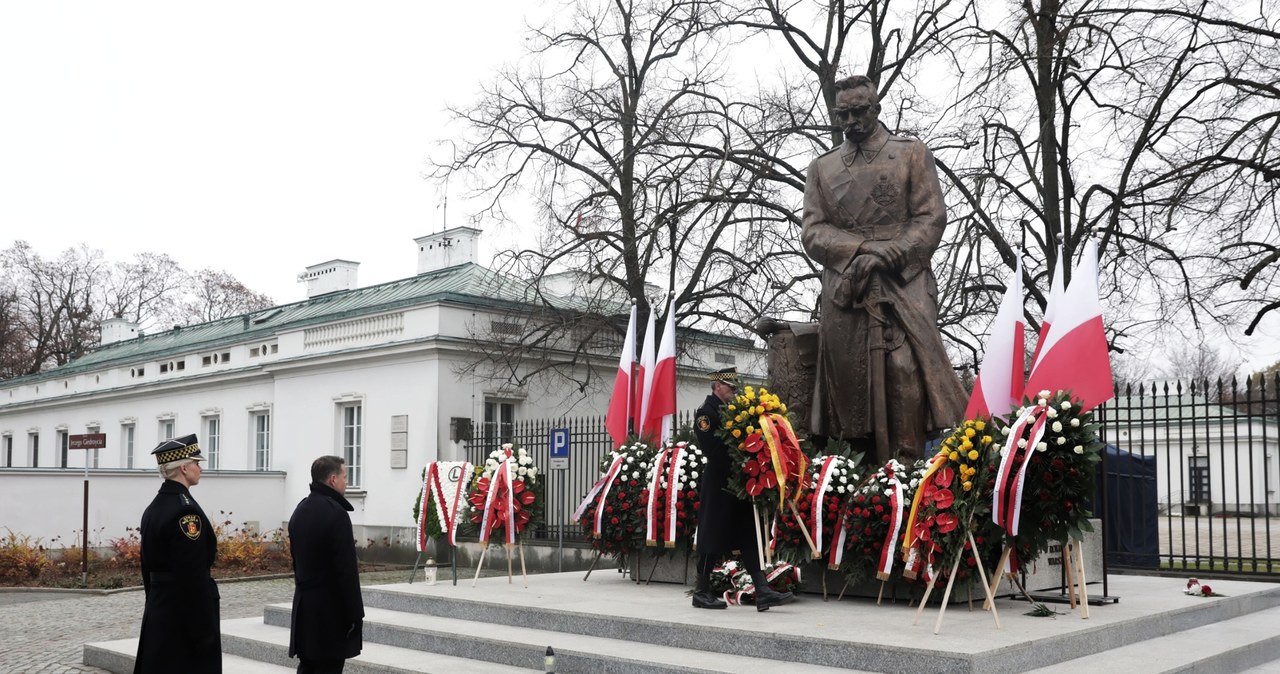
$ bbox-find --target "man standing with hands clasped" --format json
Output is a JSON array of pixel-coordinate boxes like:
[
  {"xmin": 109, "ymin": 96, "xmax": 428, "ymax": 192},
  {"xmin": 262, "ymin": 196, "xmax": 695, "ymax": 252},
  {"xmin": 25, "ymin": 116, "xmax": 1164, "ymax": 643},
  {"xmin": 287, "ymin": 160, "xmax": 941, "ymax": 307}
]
[{"xmin": 288, "ymin": 455, "xmax": 363, "ymax": 673}]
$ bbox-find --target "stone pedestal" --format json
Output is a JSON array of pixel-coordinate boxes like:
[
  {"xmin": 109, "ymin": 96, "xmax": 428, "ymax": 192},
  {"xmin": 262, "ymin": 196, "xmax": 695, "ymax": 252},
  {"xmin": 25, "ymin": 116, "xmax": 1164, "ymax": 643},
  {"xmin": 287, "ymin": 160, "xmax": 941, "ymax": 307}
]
[{"xmin": 1020, "ymin": 519, "xmax": 1105, "ymax": 593}]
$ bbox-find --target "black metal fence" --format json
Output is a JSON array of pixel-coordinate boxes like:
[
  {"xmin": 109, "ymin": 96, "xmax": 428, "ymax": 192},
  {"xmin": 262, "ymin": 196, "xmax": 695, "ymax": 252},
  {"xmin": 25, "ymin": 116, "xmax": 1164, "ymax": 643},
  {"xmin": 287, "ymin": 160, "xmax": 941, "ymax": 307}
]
[
  {"xmin": 477, "ymin": 375, "xmax": 1280, "ymax": 577},
  {"xmin": 469, "ymin": 411, "xmax": 695, "ymax": 541},
  {"xmin": 1096, "ymin": 375, "xmax": 1280, "ymax": 577}
]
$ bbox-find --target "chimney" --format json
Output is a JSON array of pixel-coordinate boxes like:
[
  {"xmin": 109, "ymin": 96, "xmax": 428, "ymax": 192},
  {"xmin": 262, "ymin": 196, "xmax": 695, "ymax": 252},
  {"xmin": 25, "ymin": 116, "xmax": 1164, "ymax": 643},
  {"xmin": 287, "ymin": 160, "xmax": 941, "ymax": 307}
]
[
  {"xmin": 297, "ymin": 260, "xmax": 360, "ymax": 298},
  {"xmin": 99, "ymin": 317, "xmax": 140, "ymax": 345},
  {"xmin": 415, "ymin": 226, "xmax": 481, "ymax": 275}
]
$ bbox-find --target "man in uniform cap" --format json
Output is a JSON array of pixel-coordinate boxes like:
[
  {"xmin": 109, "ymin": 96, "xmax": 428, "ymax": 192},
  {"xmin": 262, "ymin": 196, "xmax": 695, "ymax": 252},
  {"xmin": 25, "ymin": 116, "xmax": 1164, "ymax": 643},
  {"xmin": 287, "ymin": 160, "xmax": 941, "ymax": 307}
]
[
  {"xmin": 691, "ymin": 367, "xmax": 795, "ymax": 611},
  {"xmin": 134, "ymin": 434, "xmax": 221, "ymax": 673}
]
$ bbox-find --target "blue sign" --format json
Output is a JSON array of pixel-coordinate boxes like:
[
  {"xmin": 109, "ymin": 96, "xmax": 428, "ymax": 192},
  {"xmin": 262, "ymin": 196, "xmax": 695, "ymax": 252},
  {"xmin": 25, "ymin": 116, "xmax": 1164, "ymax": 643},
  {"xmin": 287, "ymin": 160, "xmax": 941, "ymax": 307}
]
[
  {"xmin": 550, "ymin": 428, "xmax": 570, "ymax": 458},
  {"xmin": 550, "ymin": 428, "xmax": 570, "ymax": 470}
]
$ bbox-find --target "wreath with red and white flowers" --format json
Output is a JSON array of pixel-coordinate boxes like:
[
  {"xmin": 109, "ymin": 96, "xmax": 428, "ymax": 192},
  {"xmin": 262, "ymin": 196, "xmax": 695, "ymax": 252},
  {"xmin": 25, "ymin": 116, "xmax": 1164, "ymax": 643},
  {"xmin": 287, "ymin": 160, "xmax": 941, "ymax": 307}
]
[
  {"xmin": 642, "ymin": 440, "xmax": 705, "ymax": 553},
  {"xmin": 468, "ymin": 443, "xmax": 544, "ymax": 544},
  {"xmin": 574, "ymin": 441, "xmax": 656, "ymax": 558}
]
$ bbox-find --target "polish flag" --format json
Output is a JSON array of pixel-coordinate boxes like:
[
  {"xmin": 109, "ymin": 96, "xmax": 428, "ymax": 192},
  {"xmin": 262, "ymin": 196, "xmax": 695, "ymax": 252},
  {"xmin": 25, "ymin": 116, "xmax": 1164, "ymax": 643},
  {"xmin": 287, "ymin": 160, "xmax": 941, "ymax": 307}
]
[
  {"xmin": 964, "ymin": 256, "xmax": 1025, "ymax": 420},
  {"xmin": 1030, "ymin": 244, "xmax": 1066, "ymax": 367},
  {"xmin": 604, "ymin": 304, "xmax": 637, "ymax": 447},
  {"xmin": 642, "ymin": 296, "xmax": 678, "ymax": 443},
  {"xmin": 634, "ymin": 305, "xmax": 658, "ymax": 442},
  {"xmin": 1025, "ymin": 240, "xmax": 1115, "ymax": 412}
]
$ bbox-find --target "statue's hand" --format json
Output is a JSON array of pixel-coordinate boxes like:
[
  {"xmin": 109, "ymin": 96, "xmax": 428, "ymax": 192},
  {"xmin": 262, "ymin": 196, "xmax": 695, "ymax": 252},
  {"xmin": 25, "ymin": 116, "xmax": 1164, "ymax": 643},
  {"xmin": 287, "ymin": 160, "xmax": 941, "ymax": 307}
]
[
  {"xmin": 844, "ymin": 255, "xmax": 883, "ymax": 300},
  {"xmin": 860, "ymin": 240, "xmax": 909, "ymax": 270}
]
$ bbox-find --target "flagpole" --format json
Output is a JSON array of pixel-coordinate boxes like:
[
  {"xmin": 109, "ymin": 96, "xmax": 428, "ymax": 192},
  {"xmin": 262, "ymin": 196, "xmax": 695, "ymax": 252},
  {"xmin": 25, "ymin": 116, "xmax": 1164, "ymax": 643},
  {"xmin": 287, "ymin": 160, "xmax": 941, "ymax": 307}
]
[
  {"xmin": 628, "ymin": 299, "xmax": 637, "ymax": 439},
  {"xmin": 667, "ymin": 291, "xmax": 676, "ymax": 444}
]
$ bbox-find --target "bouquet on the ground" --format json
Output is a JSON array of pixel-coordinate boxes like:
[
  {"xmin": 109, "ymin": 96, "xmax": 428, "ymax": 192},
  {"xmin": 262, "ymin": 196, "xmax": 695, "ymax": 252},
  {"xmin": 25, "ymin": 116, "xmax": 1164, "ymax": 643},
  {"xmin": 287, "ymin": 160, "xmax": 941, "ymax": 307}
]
[
  {"xmin": 575, "ymin": 440, "xmax": 656, "ymax": 558},
  {"xmin": 716, "ymin": 385, "xmax": 808, "ymax": 510},
  {"xmin": 995, "ymin": 390, "xmax": 1104, "ymax": 567},
  {"xmin": 642, "ymin": 440, "xmax": 706, "ymax": 552},
  {"xmin": 709, "ymin": 559, "xmax": 801, "ymax": 605},
  {"xmin": 1185, "ymin": 578, "xmax": 1225, "ymax": 597},
  {"xmin": 840, "ymin": 458, "xmax": 927, "ymax": 587},
  {"xmin": 902, "ymin": 420, "xmax": 1002, "ymax": 584},
  {"xmin": 468, "ymin": 443, "xmax": 544, "ymax": 544},
  {"xmin": 772, "ymin": 453, "xmax": 863, "ymax": 567}
]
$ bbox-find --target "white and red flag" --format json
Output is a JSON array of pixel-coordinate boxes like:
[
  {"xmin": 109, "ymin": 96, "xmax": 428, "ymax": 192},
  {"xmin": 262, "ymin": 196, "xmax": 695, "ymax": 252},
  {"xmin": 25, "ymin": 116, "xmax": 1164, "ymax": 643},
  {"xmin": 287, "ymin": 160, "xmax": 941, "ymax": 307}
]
[
  {"xmin": 634, "ymin": 306, "xmax": 657, "ymax": 442},
  {"xmin": 964, "ymin": 255, "xmax": 1026, "ymax": 420},
  {"xmin": 1025, "ymin": 240, "xmax": 1114, "ymax": 412},
  {"xmin": 604, "ymin": 304, "xmax": 637, "ymax": 447},
  {"xmin": 1029, "ymin": 244, "xmax": 1066, "ymax": 367},
  {"xmin": 642, "ymin": 296, "xmax": 678, "ymax": 443}
]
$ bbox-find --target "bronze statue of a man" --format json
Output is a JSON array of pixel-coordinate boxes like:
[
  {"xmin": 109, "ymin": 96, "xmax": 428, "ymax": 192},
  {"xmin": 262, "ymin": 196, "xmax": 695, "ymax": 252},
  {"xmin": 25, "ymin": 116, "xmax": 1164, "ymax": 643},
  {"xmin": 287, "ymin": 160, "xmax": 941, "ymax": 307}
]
[{"xmin": 801, "ymin": 75, "xmax": 966, "ymax": 463}]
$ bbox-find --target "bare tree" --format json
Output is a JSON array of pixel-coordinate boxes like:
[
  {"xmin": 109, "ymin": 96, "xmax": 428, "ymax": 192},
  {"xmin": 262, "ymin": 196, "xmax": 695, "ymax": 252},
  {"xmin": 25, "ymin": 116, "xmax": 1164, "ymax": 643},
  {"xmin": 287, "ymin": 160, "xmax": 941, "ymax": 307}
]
[
  {"xmin": 0, "ymin": 242, "xmax": 276, "ymax": 378},
  {"xmin": 180, "ymin": 269, "xmax": 275, "ymax": 324},
  {"xmin": 1, "ymin": 242, "xmax": 102, "ymax": 374},
  {"xmin": 436, "ymin": 0, "xmax": 807, "ymax": 392},
  {"xmin": 100, "ymin": 252, "xmax": 191, "ymax": 331},
  {"xmin": 935, "ymin": 0, "xmax": 1280, "ymax": 361}
]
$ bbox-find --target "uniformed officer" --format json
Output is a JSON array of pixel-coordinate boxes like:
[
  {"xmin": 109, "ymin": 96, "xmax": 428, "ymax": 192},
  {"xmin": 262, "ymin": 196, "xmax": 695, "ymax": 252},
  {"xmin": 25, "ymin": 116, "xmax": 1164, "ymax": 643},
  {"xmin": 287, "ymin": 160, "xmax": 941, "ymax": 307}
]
[
  {"xmin": 801, "ymin": 75, "xmax": 967, "ymax": 464},
  {"xmin": 691, "ymin": 367, "xmax": 794, "ymax": 611},
  {"xmin": 134, "ymin": 434, "xmax": 221, "ymax": 673}
]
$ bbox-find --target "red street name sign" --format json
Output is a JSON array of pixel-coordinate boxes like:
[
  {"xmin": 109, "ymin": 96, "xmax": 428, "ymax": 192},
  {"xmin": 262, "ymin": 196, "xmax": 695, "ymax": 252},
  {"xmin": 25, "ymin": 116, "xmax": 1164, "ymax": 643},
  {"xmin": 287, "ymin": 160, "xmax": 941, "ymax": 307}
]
[{"xmin": 69, "ymin": 433, "xmax": 107, "ymax": 450}]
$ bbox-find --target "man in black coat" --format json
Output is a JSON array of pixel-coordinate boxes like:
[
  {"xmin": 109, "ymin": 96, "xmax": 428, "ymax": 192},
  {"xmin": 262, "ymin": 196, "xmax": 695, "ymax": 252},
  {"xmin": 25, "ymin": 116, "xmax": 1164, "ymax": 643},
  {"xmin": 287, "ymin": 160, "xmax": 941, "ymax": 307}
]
[
  {"xmin": 692, "ymin": 367, "xmax": 795, "ymax": 611},
  {"xmin": 288, "ymin": 455, "xmax": 363, "ymax": 673},
  {"xmin": 135, "ymin": 433, "xmax": 221, "ymax": 673}
]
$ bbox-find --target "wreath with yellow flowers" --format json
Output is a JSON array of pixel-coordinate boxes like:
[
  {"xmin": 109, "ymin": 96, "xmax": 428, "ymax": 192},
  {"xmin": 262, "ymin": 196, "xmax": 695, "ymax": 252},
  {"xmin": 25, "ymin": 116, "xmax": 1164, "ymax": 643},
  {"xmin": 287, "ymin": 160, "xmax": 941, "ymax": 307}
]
[{"xmin": 714, "ymin": 385, "xmax": 807, "ymax": 508}]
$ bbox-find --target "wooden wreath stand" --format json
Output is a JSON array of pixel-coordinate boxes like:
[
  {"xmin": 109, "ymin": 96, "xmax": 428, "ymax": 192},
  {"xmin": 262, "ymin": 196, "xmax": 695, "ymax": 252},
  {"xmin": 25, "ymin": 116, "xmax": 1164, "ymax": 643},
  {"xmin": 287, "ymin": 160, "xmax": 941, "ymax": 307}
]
[
  {"xmin": 911, "ymin": 517, "xmax": 1002, "ymax": 634},
  {"xmin": 472, "ymin": 539, "xmax": 528, "ymax": 588},
  {"xmin": 983, "ymin": 540, "xmax": 1090, "ymax": 619}
]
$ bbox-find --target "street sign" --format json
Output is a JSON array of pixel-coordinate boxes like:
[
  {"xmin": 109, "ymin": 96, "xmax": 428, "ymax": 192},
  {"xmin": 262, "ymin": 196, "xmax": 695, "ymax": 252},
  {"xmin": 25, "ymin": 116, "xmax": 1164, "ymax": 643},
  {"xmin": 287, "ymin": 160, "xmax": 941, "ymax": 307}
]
[
  {"xmin": 549, "ymin": 427, "xmax": 569, "ymax": 470},
  {"xmin": 69, "ymin": 433, "xmax": 106, "ymax": 450}
]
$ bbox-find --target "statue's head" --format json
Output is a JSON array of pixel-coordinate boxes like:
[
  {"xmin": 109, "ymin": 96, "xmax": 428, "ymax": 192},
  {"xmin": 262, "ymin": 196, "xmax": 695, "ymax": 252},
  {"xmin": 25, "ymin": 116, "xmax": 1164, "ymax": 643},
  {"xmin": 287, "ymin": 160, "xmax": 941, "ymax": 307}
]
[{"xmin": 832, "ymin": 76, "xmax": 881, "ymax": 144}]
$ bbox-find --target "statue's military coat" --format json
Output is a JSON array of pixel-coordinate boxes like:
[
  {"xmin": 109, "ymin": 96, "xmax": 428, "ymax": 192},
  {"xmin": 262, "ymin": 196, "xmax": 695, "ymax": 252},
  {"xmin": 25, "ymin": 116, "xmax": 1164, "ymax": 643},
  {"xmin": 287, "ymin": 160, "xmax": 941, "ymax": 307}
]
[
  {"xmin": 693, "ymin": 393, "xmax": 755, "ymax": 556},
  {"xmin": 135, "ymin": 480, "xmax": 221, "ymax": 674},
  {"xmin": 801, "ymin": 124, "xmax": 966, "ymax": 458}
]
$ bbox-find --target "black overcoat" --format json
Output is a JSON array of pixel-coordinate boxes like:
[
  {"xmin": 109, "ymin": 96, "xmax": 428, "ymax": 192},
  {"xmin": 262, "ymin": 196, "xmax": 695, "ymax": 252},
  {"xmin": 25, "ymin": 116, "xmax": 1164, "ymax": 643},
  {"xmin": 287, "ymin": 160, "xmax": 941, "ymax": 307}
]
[
  {"xmin": 693, "ymin": 393, "xmax": 757, "ymax": 556},
  {"xmin": 135, "ymin": 480, "xmax": 221, "ymax": 674},
  {"xmin": 287, "ymin": 482, "xmax": 363, "ymax": 661}
]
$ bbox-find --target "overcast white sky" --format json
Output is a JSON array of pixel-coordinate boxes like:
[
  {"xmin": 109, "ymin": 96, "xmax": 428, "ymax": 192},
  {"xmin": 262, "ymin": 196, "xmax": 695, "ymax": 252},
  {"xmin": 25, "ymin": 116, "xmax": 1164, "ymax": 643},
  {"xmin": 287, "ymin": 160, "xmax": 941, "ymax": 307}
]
[
  {"xmin": 2, "ymin": 2, "xmax": 1277, "ymax": 373},
  {"xmin": 0, "ymin": 1, "xmax": 535, "ymax": 304}
]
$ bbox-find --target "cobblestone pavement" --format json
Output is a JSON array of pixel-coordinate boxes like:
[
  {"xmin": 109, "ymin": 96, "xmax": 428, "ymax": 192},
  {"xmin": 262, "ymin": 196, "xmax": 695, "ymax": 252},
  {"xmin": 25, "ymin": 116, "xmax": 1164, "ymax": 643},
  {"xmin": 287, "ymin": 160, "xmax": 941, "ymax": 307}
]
[{"xmin": 0, "ymin": 571, "xmax": 410, "ymax": 674}]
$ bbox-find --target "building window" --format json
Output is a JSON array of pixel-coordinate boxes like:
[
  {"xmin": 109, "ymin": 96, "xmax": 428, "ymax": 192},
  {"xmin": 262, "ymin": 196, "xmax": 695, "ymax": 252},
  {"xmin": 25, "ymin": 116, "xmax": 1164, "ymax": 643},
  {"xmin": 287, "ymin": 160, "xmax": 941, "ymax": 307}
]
[
  {"xmin": 339, "ymin": 403, "xmax": 363, "ymax": 488},
  {"xmin": 28, "ymin": 433, "xmax": 39, "ymax": 468},
  {"xmin": 202, "ymin": 355, "xmax": 213, "ymax": 367},
  {"xmin": 220, "ymin": 352, "xmax": 231, "ymax": 363},
  {"xmin": 2, "ymin": 435, "xmax": 11, "ymax": 467},
  {"xmin": 123, "ymin": 424, "xmax": 135, "ymax": 469},
  {"xmin": 159, "ymin": 419, "xmax": 175, "ymax": 443},
  {"xmin": 483, "ymin": 400, "xmax": 517, "ymax": 453},
  {"xmin": 205, "ymin": 417, "xmax": 221, "ymax": 470},
  {"xmin": 251, "ymin": 412, "xmax": 271, "ymax": 470},
  {"xmin": 58, "ymin": 430, "xmax": 68, "ymax": 468},
  {"xmin": 1189, "ymin": 456, "xmax": 1211, "ymax": 507}
]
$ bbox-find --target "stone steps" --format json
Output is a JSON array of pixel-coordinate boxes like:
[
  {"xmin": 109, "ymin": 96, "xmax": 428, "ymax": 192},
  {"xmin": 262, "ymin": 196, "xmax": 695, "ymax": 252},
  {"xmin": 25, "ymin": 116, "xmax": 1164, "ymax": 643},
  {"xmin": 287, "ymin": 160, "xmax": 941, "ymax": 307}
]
[
  {"xmin": 1027, "ymin": 605, "xmax": 1280, "ymax": 674},
  {"xmin": 84, "ymin": 573, "xmax": 1280, "ymax": 673},
  {"xmin": 262, "ymin": 603, "xmax": 870, "ymax": 674},
  {"xmin": 82, "ymin": 638, "xmax": 293, "ymax": 673}
]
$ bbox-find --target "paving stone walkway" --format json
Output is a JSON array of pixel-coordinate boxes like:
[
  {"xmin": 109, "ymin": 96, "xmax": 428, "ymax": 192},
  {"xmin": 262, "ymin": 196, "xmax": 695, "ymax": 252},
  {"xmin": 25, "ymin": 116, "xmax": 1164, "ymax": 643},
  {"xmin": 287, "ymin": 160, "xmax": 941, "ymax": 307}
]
[{"xmin": 0, "ymin": 571, "xmax": 412, "ymax": 673}]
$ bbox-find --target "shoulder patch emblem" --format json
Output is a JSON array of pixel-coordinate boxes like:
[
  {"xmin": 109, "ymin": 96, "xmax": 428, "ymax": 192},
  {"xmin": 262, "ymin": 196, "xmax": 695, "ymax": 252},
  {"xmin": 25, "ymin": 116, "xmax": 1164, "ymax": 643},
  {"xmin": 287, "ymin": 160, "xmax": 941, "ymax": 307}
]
[
  {"xmin": 697, "ymin": 415, "xmax": 711, "ymax": 431},
  {"xmin": 179, "ymin": 514, "xmax": 201, "ymax": 540}
]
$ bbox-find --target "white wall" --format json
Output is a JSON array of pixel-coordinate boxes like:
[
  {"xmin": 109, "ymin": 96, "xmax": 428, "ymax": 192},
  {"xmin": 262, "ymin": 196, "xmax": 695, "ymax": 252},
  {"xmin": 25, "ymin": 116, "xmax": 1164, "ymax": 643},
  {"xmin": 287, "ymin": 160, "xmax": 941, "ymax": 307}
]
[{"xmin": 0, "ymin": 469, "xmax": 286, "ymax": 544}]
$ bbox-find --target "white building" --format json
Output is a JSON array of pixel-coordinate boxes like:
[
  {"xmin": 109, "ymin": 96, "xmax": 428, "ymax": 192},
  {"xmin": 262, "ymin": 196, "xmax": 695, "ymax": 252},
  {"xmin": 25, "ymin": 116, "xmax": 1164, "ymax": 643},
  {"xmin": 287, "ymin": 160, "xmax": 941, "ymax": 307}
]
[{"xmin": 0, "ymin": 227, "xmax": 765, "ymax": 547}]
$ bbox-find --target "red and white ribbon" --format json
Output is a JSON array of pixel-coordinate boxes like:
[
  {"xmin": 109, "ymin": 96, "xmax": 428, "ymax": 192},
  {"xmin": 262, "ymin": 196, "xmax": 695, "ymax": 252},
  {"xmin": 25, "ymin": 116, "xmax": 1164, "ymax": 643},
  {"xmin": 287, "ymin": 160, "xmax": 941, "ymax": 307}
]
[
  {"xmin": 573, "ymin": 453, "xmax": 626, "ymax": 523},
  {"xmin": 418, "ymin": 461, "xmax": 473, "ymax": 550},
  {"xmin": 591, "ymin": 454, "xmax": 629, "ymax": 537},
  {"xmin": 827, "ymin": 500, "xmax": 850, "ymax": 570},
  {"xmin": 992, "ymin": 406, "xmax": 1050, "ymax": 536},
  {"xmin": 809, "ymin": 456, "xmax": 841, "ymax": 554},
  {"xmin": 479, "ymin": 457, "xmax": 516, "ymax": 545},
  {"xmin": 645, "ymin": 444, "xmax": 689, "ymax": 547},
  {"xmin": 876, "ymin": 466, "xmax": 905, "ymax": 580}
]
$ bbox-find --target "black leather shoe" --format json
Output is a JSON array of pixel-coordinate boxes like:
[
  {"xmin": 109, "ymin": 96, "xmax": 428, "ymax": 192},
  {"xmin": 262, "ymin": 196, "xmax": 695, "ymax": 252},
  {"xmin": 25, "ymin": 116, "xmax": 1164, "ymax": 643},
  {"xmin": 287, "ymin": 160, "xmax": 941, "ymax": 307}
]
[
  {"xmin": 754, "ymin": 586, "xmax": 795, "ymax": 612},
  {"xmin": 692, "ymin": 591, "xmax": 727, "ymax": 609}
]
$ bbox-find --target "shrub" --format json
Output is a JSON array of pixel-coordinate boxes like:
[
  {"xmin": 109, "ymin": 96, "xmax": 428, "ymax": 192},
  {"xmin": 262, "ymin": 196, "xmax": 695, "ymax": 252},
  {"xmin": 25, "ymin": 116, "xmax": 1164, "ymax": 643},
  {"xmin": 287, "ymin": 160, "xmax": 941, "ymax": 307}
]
[{"xmin": 0, "ymin": 529, "xmax": 53, "ymax": 583}]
